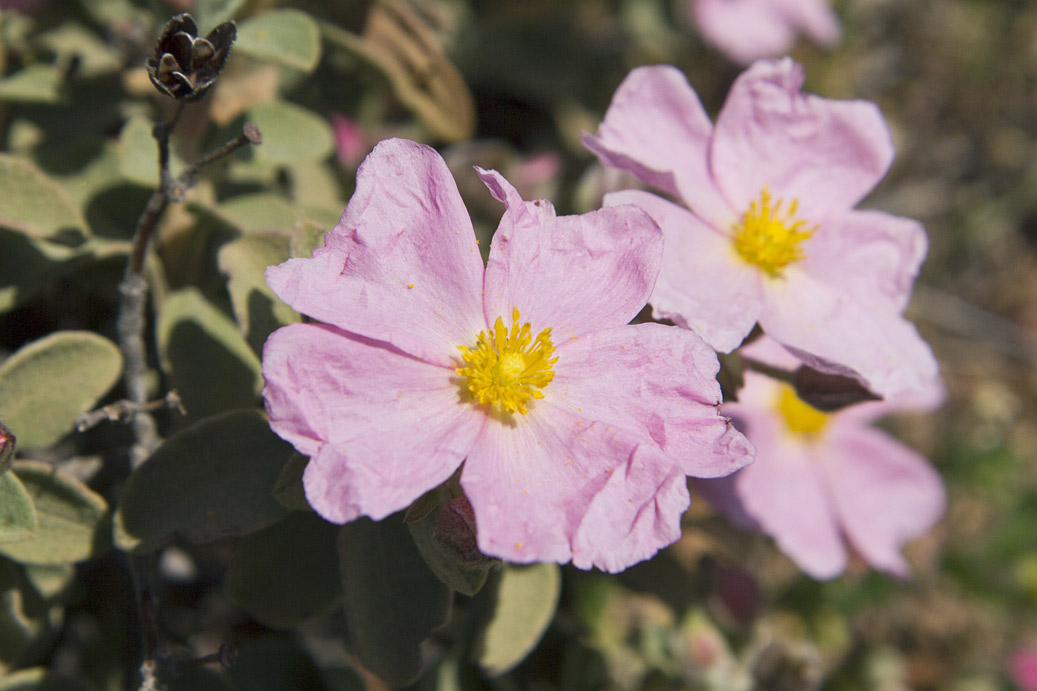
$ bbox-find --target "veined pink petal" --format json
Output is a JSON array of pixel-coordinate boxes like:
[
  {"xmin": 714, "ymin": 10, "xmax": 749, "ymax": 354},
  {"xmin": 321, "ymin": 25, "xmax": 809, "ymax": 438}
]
[
  {"xmin": 607, "ymin": 190, "xmax": 763, "ymax": 352},
  {"xmin": 692, "ymin": 0, "xmax": 798, "ymax": 66},
  {"xmin": 710, "ymin": 58, "xmax": 895, "ymax": 219},
  {"xmin": 735, "ymin": 433, "xmax": 848, "ymax": 579},
  {"xmin": 262, "ymin": 323, "xmax": 484, "ymax": 523},
  {"xmin": 759, "ymin": 268, "xmax": 939, "ymax": 397},
  {"xmin": 803, "ymin": 209, "xmax": 927, "ymax": 313},
  {"xmin": 461, "ymin": 409, "xmax": 677, "ymax": 569},
  {"xmin": 822, "ymin": 426, "xmax": 946, "ymax": 576},
  {"xmin": 266, "ymin": 138, "xmax": 486, "ymax": 366},
  {"xmin": 478, "ymin": 168, "xmax": 663, "ymax": 338},
  {"xmin": 549, "ymin": 322, "xmax": 753, "ymax": 478},
  {"xmin": 573, "ymin": 458, "xmax": 691, "ymax": 572},
  {"xmin": 582, "ymin": 65, "xmax": 731, "ymax": 223}
]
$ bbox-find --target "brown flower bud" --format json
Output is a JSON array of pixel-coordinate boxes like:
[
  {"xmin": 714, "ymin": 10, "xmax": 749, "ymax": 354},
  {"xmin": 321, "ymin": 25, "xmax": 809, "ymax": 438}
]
[{"xmin": 146, "ymin": 13, "xmax": 236, "ymax": 101}]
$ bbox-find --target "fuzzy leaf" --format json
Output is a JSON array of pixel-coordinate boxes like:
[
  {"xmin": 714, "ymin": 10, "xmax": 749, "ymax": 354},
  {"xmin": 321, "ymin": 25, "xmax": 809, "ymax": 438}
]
[
  {"xmin": 235, "ymin": 9, "xmax": 322, "ymax": 72},
  {"xmin": 117, "ymin": 115, "xmax": 186, "ymax": 188},
  {"xmin": 0, "ymin": 461, "xmax": 110, "ymax": 565},
  {"xmin": 0, "ymin": 331, "xmax": 122, "ymax": 450},
  {"xmin": 271, "ymin": 453, "xmax": 310, "ymax": 512},
  {"xmin": 225, "ymin": 511, "xmax": 342, "ymax": 628},
  {"xmin": 0, "ymin": 155, "xmax": 88, "ymax": 240},
  {"xmin": 338, "ymin": 516, "xmax": 452, "ymax": 686},
  {"xmin": 0, "ymin": 64, "xmax": 63, "ymax": 104},
  {"xmin": 475, "ymin": 563, "xmax": 561, "ymax": 676},
  {"xmin": 156, "ymin": 288, "xmax": 263, "ymax": 422},
  {"xmin": 0, "ymin": 472, "xmax": 36, "ymax": 545},
  {"xmin": 113, "ymin": 410, "xmax": 293, "ymax": 553},
  {"xmin": 218, "ymin": 193, "xmax": 300, "ymax": 232},
  {"xmin": 247, "ymin": 101, "xmax": 334, "ymax": 165}
]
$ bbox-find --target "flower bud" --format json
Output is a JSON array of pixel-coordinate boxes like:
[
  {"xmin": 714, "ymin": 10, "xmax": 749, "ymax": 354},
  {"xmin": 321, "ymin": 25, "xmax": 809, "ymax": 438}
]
[{"xmin": 146, "ymin": 13, "xmax": 236, "ymax": 101}]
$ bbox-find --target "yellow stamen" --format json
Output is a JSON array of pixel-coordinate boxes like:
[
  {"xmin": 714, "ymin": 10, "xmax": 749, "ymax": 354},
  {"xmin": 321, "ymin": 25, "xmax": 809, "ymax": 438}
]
[
  {"xmin": 456, "ymin": 307, "xmax": 558, "ymax": 415},
  {"xmin": 776, "ymin": 384, "xmax": 828, "ymax": 437},
  {"xmin": 733, "ymin": 188, "xmax": 816, "ymax": 277}
]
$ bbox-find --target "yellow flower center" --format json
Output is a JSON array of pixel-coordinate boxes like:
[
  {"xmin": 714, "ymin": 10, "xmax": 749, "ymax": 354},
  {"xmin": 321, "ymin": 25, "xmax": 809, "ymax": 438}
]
[
  {"xmin": 456, "ymin": 307, "xmax": 558, "ymax": 415},
  {"xmin": 733, "ymin": 188, "xmax": 816, "ymax": 277},
  {"xmin": 776, "ymin": 384, "xmax": 828, "ymax": 437}
]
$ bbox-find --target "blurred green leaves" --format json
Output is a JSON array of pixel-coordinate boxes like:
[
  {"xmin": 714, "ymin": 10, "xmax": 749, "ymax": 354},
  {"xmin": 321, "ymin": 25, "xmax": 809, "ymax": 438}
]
[
  {"xmin": 0, "ymin": 155, "xmax": 88, "ymax": 241},
  {"xmin": 0, "ymin": 473, "xmax": 36, "ymax": 545},
  {"xmin": 475, "ymin": 563, "xmax": 560, "ymax": 676},
  {"xmin": 247, "ymin": 101, "xmax": 333, "ymax": 165},
  {"xmin": 235, "ymin": 10, "xmax": 321, "ymax": 72}
]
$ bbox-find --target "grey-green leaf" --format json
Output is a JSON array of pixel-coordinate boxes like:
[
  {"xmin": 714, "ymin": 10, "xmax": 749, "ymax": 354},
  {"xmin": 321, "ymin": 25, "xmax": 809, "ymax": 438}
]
[
  {"xmin": 0, "ymin": 155, "xmax": 88, "ymax": 241},
  {"xmin": 475, "ymin": 563, "xmax": 561, "ymax": 676},
  {"xmin": 247, "ymin": 101, "xmax": 334, "ymax": 165},
  {"xmin": 0, "ymin": 472, "xmax": 37, "ymax": 545},
  {"xmin": 271, "ymin": 453, "xmax": 310, "ymax": 512},
  {"xmin": 156, "ymin": 288, "xmax": 263, "ymax": 422},
  {"xmin": 338, "ymin": 516, "xmax": 452, "ymax": 686},
  {"xmin": 235, "ymin": 9, "xmax": 322, "ymax": 72},
  {"xmin": 0, "ymin": 64, "xmax": 63, "ymax": 104},
  {"xmin": 113, "ymin": 410, "xmax": 293, "ymax": 553},
  {"xmin": 0, "ymin": 331, "xmax": 122, "ymax": 450},
  {"xmin": 225, "ymin": 511, "xmax": 342, "ymax": 628},
  {"xmin": 0, "ymin": 461, "xmax": 110, "ymax": 565}
]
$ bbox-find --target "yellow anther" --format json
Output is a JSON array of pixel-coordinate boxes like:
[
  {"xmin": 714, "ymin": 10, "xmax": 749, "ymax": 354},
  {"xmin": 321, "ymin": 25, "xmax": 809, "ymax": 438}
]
[{"xmin": 733, "ymin": 188, "xmax": 815, "ymax": 277}]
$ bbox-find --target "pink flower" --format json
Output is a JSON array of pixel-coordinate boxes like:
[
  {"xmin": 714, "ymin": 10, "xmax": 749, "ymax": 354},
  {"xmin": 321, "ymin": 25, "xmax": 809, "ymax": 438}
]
[
  {"xmin": 697, "ymin": 338, "xmax": 945, "ymax": 579},
  {"xmin": 261, "ymin": 138, "xmax": 753, "ymax": 572},
  {"xmin": 330, "ymin": 114, "xmax": 370, "ymax": 169},
  {"xmin": 583, "ymin": 59, "xmax": 938, "ymax": 398},
  {"xmin": 1010, "ymin": 646, "xmax": 1037, "ymax": 691},
  {"xmin": 689, "ymin": 0, "xmax": 841, "ymax": 65}
]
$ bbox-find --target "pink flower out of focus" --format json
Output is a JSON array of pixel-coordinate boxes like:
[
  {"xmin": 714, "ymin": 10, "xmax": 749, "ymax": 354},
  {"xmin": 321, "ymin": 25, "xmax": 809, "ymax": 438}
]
[
  {"xmin": 584, "ymin": 58, "xmax": 938, "ymax": 398},
  {"xmin": 689, "ymin": 0, "xmax": 841, "ymax": 65},
  {"xmin": 697, "ymin": 338, "xmax": 945, "ymax": 580},
  {"xmin": 1011, "ymin": 647, "xmax": 1037, "ymax": 691},
  {"xmin": 261, "ymin": 138, "xmax": 753, "ymax": 572}
]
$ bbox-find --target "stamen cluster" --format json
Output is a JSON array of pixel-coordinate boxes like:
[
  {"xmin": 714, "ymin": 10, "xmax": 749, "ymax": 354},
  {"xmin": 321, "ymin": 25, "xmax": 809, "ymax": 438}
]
[{"xmin": 733, "ymin": 188, "xmax": 815, "ymax": 277}]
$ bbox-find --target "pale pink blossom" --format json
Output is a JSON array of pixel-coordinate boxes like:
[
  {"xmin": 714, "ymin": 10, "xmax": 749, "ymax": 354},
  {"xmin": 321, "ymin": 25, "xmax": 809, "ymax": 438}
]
[
  {"xmin": 697, "ymin": 338, "xmax": 945, "ymax": 579},
  {"xmin": 330, "ymin": 113, "xmax": 370, "ymax": 169},
  {"xmin": 262, "ymin": 138, "xmax": 753, "ymax": 572},
  {"xmin": 689, "ymin": 0, "xmax": 841, "ymax": 65},
  {"xmin": 584, "ymin": 59, "xmax": 938, "ymax": 398},
  {"xmin": 1010, "ymin": 646, "xmax": 1037, "ymax": 691}
]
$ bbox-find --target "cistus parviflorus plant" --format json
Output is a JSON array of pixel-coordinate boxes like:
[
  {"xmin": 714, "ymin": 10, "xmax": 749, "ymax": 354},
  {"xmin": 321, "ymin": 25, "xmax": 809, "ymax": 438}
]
[{"xmin": 0, "ymin": 2, "xmax": 1033, "ymax": 690}]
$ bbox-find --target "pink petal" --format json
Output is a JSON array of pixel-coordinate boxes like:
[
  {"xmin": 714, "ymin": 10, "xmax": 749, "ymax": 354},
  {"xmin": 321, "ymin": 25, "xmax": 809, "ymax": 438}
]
[
  {"xmin": 770, "ymin": 0, "xmax": 841, "ymax": 46},
  {"xmin": 822, "ymin": 426, "xmax": 946, "ymax": 576},
  {"xmin": 573, "ymin": 457, "xmax": 691, "ymax": 572},
  {"xmin": 759, "ymin": 268, "xmax": 939, "ymax": 397},
  {"xmin": 582, "ymin": 65, "xmax": 732, "ymax": 224},
  {"xmin": 692, "ymin": 0, "xmax": 798, "ymax": 65},
  {"xmin": 262, "ymin": 323, "xmax": 484, "ymax": 523},
  {"xmin": 461, "ymin": 409, "xmax": 681, "ymax": 570},
  {"xmin": 479, "ymin": 169, "xmax": 662, "ymax": 338},
  {"xmin": 607, "ymin": 190, "xmax": 763, "ymax": 352},
  {"xmin": 803, "ymin": 209, "xmax": 927, "ymax": 312},
  {"xmin": 710, "ymin": 58, "xmax": 895, "ymax": 219},
  {"xmin": 735, "ymin": 434, "xmax": 848, "ymax": 579},
  {"xmin": 549, "ymin": 322, "xmax": 754, "ymax": 478},
  {"xmin": 266, "ymin": 138, "xmax": 486, "ymax": 366}
]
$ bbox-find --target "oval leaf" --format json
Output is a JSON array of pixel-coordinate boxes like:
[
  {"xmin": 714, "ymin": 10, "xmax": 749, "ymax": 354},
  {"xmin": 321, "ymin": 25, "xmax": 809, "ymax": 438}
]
[
  {"xmin": 475, "ymin": 563, "xmax": 561, "ymax": 676},
  {"xmin": 225, "ymin": 511, "xmax": 342, "ymax": 628},
  {"xmin": 0, "ymin": 155, "xmax": 88, "ymax": 240},
  {"xmin": 0, "ymin": 461, "xmax": 110, "ymax": 565},
  {"xmin": 156, "ymin": 288, "xmax": 263, "ymax": 422},
  {"xmin": 0, "ymin": 331, "xmax": 122, "ymax": 450},
  {"xmin": 235, "ymin": 9, "xmax": 322, "ymax": 72},
  {"xmin": 0, "ymin": 472, "xmax": 37, "ymax": 544},
  {"xmin": 246, "ymin": 101, "xmax": 334, "ymax": 165},
  {"xmin": 113, "ymin": 410, "xmax": 293, "ymax": 553},
  {"xmin": 0, "ymin": 64, "xmax": 63, "ymax": 104},
  {"xmin": 338, "ymin": 516, "xmax": 452, "ymax": 686},
  {"xmin": 117, "ymin": 115, "xmax": 186, "ymax": 188}
]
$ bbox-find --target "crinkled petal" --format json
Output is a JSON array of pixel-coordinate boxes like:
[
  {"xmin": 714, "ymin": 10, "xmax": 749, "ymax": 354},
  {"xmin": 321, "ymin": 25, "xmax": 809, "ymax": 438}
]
[
  {"xmin": 710, "ymin": 58, "xmax": 895, "ymax": 219},
  {"xmin": 822, "ymin": 427, "xmax": 946, "ymax": 576},
  {"xmin": 607, "ymin": 190, "xmax": 762, "ymax": 352},
  {"xmin": 582, "ymin": 65, "xmax": 731, "ymax": 223},
  {"xmin": 803, "ymin": 209, "xmax": 927, "ymax": 312},
  {"xmin": 479, "ymin": 168, "xmax": 662, "ymax": 338},
  {"xmin": 736, "ymin": 435, "xmax": 847, "ymax": 579},
  {"xmin": 266, "ymin": 139, "xmax": 486, "ymax": 366},
  {"xmin": 692, "ymin": 0, "xmax": 798, "ymax": 65},
  {"xmin": 462, "ymin": 409, "xmax": 679, "ymax": 570},
  {"xmin": 759, "ymin": 268, "xmax": 939, "ymax": 397},
  {"xmin": 550, "ymin": 322, "xmax": 754, "ymax": 478},
  {"xmin": 262, "ymin": 323, "xmax": 484, "ymax": 523},
  {"xmin": 573, "ymin": 458, "xmax": 691, "ymax": 572}
]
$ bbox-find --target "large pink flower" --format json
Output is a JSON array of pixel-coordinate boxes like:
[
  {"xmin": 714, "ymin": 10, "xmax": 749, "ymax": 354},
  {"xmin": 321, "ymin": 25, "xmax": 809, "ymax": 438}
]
[
  {"xmin": 689, "ymin": 0, "xmax": 841, "ymax": 65},
  {"xmin": 583, "ymin": 58, "xmax": 938, "ymax": 398},
  {"xmin": 261, "ymin": 138, "xmax": 753, "ymax": 572},
  {"xmin": 697, "ymin": 338, "xmax": 945, "ymax": 579}
]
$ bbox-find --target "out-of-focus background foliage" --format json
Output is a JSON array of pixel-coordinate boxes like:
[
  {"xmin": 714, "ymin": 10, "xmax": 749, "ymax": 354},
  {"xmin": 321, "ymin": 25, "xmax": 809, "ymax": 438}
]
[{"xmin": 0, "ymin": 0, "xmax": 1034, "ymax": 689}]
